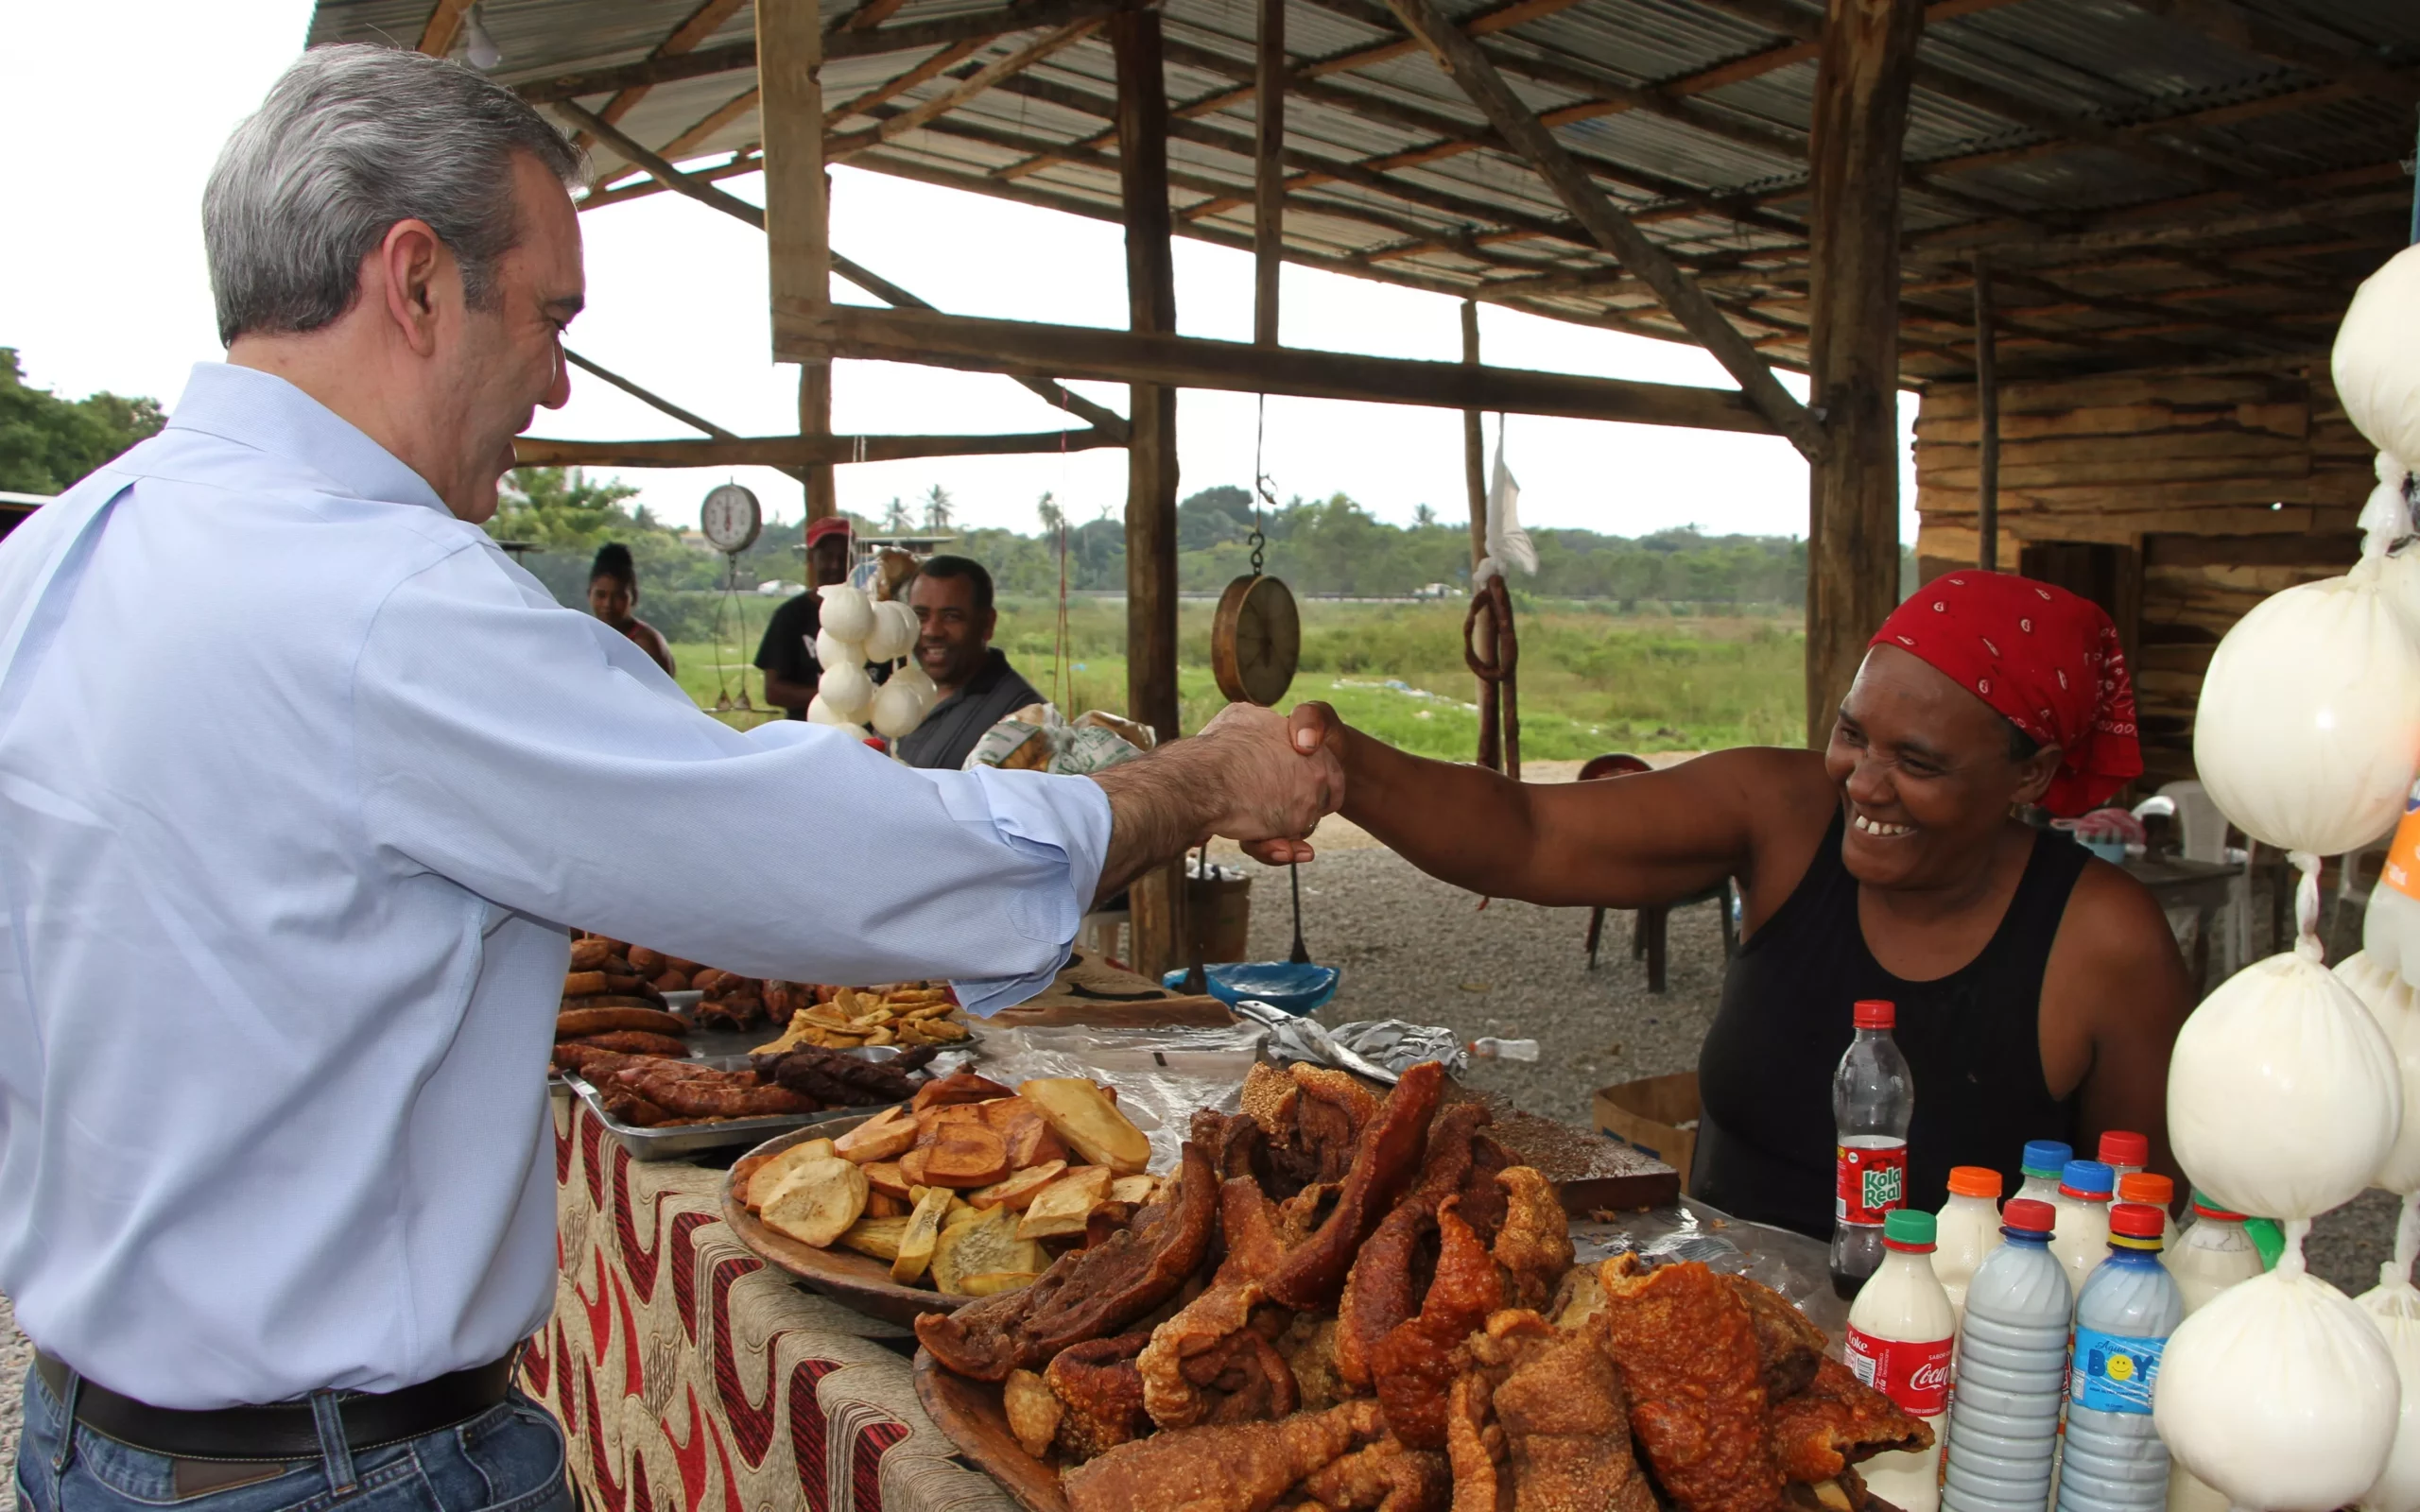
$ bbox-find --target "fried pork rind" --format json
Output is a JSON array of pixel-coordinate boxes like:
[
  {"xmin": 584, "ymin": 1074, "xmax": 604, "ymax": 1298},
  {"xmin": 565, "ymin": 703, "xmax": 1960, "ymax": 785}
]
[
  {"xmin": 1488, "ymin": 1314, "xmax": 1656, "ymax": 1512},
  {"xmin": 1367, "ymin": 1201, "xmax": 1503, "ymax": 1451},
  {"xmin": 1277, "ymin": 1315, "xmax": 1348, "ymax": 1415},
  {"xmin": 1720, "ymin": 1273, "xmax": 1827, "ymax": 1401},
  {"xmin": 1336, "ymin": 1104, "xmax": 1489, "ymax": 1389},
  {"xmin": 1243, "ymin": 1061, "xmax": 1302, "ymax": 1140},
  {"xmin": 1006, "ymin": 1368, "xmax": 1064, "ymax": 1459},
  {"xmin": 1596, "ymin": 1258, "xmax": 1781, "ymax": 1512},
  {"xmin": 1265, "ymin": 1063, "xmax": 1443, "ymax": 1313},
  {"xmin": 1766, "ymin": 1358, "xmax": 1931, "ymax": 1483},
  {"xmin": 1294, "ymin": 1437, "xmax": 1450, "ymax": 1512},
  {"xmin": 914, "ymin": 1141, "xmax": 1219, "ymax": 1381},
  {"xmin": 1487, "ymin": 1167, "xmax": 1572, "ymax": 1313},
  {"xmin": 1046, "ymin": 1332, "xmax": 1156, "ymax": 1463},
  {"xmin": 1140, "ymin": 1175, "xmax": 1301, "ymax": 1429},
  {"xmin": 1061, "ymin": 1400, "xmax": 1387, "ymax": 1512}
]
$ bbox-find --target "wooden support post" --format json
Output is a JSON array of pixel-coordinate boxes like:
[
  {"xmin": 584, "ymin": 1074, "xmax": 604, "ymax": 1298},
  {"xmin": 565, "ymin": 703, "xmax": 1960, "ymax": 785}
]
[
  {"xmin": 759, "ymin": 0, "xmax": 830, "ymax": 360},
  {"xmin": 1803, "ymin": 0, "xmax": 1924, "ymax": 747},
  {"xmin": 1252, "ymin": 0, "xmax": 1286, "ymax": 347},
  {"xmin": 1973, "ymin": 251, "xmax": 1998, "ymax": 572},
  {"xmin": 1461, "ymin": 300, "xmax": 1490, "ymax": 713},
  {"xmin": 1116, "ymin": 9, "xmax": 1187, "ymax": 981},
  {"xmin": 800, "ymin": 363, "xmax": 838, "ymax": 522}
]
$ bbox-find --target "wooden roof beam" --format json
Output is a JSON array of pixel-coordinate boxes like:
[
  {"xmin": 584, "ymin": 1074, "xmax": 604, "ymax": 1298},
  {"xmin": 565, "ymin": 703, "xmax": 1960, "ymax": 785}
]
[
  {"xmin": 1374, "ymin": 0, "xmax": 1824, "ymax": 455},
  {"xmin": 514, "ymin": 429, "xmax": 1121, "ymax": 469},
  {"xmin": 511, "ymin": 0, "xmax": 1141, "ymax": 105},
  {"xmin": 551, "ymin": 99, "xmax": 1132, "ymax": 441},
  {"xmin": 774, "ymin": 301, "xmax": 1785, "ymax": 431},
  {"xmin": 572, "ymin": 0, "xmax": 744, "ymax": 151},
  {"xmin": 418, "ymin": 0, "xmax": 475, "ymax": 57},
  {"xmin": 825, "ymin": 19, "xmax": 1105, "ymax": 161},
  {"xmin": 2118, "ymin": 0, "xmax": 2419, "ymax": 106},
  {"xmin": 560, "ymin": 348, "xmax": 808, "ymax": 483}
]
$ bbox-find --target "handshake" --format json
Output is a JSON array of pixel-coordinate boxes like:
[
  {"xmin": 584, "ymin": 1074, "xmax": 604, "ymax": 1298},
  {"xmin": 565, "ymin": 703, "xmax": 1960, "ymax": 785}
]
[{"xmin": 1086, "ymin": 701, "xmax": 1350, "ymax": 891}]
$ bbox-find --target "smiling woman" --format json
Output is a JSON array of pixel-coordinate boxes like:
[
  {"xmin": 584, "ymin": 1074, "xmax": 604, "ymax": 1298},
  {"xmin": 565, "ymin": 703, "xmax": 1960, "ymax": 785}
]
[{"xmin": 1282, "ymin": 570, "xmax": 2192, "ymax": 1243}]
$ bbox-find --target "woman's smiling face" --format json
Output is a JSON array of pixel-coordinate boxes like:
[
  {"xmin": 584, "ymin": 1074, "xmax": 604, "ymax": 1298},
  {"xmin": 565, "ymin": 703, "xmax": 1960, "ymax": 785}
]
[{"xmin": 1825, "ymin": 644, "xmax": 2065, "ymax": 889}]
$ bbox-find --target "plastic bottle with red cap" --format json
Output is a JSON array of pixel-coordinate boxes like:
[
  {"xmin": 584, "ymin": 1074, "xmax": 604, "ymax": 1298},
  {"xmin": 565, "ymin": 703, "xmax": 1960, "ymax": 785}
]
[
  {"xmin": 2096, "ymin": 1131, "xmax": 2149, "ymax": 1185},
  {"xmin": 2112, "ymin": 1173, "xmax": 2173, "ymax": 1255},
  {"xmin": 1934, "ymin": 1165, "xmax": 2006, "ymax": 1326},
  {"xmin": 1848, "ymin": 1209, "xmax": 1956, "ymax": 1512},
  {"xmin": 1943, "ymin": 1198, "xmax": 2072, "ymax": 1512},
  {"xmin": 2056, "ymin": 1203, "xmax": 2183, "ymax": 1512},
  {"xmin": 1832, "ymin": 998, "xmax": 1914, "ymax": 1298}
]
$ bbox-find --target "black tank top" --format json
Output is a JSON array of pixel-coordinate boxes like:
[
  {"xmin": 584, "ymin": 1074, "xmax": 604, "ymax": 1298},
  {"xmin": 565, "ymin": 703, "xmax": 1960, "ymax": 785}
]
[{"xmin": 1692, "ymin": 809, "xmax": 2085, "ymax": 1239}]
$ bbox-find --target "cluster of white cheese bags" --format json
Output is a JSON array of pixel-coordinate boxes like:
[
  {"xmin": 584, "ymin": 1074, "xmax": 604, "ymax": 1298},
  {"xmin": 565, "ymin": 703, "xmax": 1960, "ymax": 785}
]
[
  {"xmin": 2155, "ymin": 246, "xmax": 2420, "ymax": 1512},
  {"xmin": 804, "ymin": 585, "xmax": 932, "ymax": 742}
]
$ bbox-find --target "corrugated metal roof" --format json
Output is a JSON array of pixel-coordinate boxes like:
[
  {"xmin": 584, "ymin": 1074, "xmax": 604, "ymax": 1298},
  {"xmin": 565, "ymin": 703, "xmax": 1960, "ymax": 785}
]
[{"xmin": 306, "ymin": 0, "xmax": 2420, "ymax": 383}]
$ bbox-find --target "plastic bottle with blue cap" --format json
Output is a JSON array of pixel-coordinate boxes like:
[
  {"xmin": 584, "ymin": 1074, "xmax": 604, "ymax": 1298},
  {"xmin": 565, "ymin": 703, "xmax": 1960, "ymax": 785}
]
[
  {"xmin": 2055, "ymin": 1202, "xmax": 2182, "ymax": 1512},
  {"xmin": 1943, "ymin": 1196, "xmax": 2071, "ymax": 1512},
  {"xmin": 2017, "ymin": 1141, "xmax": 2073, "ymax": 1207},
  {"xmin": 2049, "ymin": 1160, "xmax": 2117, "ymax": 1297}
]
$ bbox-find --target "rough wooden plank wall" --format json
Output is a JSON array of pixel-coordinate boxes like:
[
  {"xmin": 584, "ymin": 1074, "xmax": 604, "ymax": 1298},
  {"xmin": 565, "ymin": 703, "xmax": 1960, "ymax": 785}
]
[{"xmin": 1912, "ymin": 362, "xmax": 2375, "ymax": 785}]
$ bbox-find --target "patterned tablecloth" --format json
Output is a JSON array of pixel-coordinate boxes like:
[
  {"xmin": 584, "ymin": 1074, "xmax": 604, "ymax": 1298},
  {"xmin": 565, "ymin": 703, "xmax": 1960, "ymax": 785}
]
[{"xmin": 526, "ymin": 1092, "xmax": 1017, "ymax": 1512}]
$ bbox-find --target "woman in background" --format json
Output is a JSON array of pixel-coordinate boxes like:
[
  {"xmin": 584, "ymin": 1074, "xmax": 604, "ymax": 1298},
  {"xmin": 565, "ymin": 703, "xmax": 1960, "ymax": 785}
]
[{"xmin": 588, "ymin": 541, "xmax": 675, "ymax": 677}]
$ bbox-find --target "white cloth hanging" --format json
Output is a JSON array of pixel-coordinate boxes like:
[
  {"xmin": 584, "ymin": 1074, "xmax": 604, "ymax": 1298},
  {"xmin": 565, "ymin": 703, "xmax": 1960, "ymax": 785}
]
[{"xmin": 1485, "ymin": 421, "xmax": 1535, "ymax": 576}]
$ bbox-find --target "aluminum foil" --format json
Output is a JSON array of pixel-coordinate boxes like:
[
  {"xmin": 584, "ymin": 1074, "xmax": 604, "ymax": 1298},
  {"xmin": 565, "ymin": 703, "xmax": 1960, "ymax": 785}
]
[{"xmin": 1248, "ymin": 1009, "xmax": 1470, "ymax": 1082}]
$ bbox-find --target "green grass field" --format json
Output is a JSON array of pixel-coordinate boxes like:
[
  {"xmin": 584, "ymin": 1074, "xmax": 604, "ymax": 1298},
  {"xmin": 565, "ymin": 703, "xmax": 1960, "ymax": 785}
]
[{"xmin": 666, "ymin": 594, "xmax": 1805, "ymax": 761}]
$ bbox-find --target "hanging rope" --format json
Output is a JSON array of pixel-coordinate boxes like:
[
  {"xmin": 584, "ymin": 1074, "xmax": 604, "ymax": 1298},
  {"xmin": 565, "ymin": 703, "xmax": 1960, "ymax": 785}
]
[
  {"xmin": 1465, "ymin": 574, "xmax": 1520, "ymax": 778},
  {"xmin": 1251, "ymin": 394, "xmax": 1271, "ymax": 578}
]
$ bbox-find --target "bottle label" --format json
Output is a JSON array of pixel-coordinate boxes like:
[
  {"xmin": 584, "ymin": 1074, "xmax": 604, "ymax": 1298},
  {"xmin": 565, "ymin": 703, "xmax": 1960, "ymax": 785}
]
[
  {"xmin": 2069, "ymin": 1325, "xmax": 2165, "ymax": 1414},
  {"xmin": 2384, "ymin": 799, "xmax": 2420, "ymax": 903},
  {"xmin": 1845, "ymin": 1323, "xmax": 1952, "ymax": 1417},
  {"xmin": 1835, "ymin": 1141, "xmax": 1908, "ymax": 1223}
]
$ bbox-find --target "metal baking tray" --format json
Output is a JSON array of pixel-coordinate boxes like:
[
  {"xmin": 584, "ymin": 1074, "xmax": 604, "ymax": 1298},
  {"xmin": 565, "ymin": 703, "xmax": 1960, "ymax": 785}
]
[{"xmin": 565, "ymin": 1046, "xmax": 921, "ymax": 1161}]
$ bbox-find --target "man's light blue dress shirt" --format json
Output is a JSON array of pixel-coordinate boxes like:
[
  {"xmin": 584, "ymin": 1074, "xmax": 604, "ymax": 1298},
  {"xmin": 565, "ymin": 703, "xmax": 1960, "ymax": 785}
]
[{"xmin": 0, "ymin": 364, "xmax": 1112, "ymax": 1408}]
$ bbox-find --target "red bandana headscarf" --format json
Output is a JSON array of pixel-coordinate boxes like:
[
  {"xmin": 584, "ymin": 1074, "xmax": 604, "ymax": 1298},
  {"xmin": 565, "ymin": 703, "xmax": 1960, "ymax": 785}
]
[{"xmin": 1867, "ymin": 572, "xmax": 2142, "ymax": 816}]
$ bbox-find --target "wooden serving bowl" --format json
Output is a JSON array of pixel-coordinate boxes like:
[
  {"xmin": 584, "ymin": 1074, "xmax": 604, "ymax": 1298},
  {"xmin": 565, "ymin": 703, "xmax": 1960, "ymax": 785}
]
[
  {"xmin": 912, "ymin": 1348, "xmax": 1068, "ymax": 1512},
  {"xmin": 719, "ymin": 1119, "xmax": 969, "ymax": 1328}
]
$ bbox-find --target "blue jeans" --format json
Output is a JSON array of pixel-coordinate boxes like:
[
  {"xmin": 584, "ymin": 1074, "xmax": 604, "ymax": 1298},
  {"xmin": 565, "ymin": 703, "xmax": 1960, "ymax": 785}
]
[{"xmin": 13, "ymin": 1365, "xmax": 572, "ymax": 1512}]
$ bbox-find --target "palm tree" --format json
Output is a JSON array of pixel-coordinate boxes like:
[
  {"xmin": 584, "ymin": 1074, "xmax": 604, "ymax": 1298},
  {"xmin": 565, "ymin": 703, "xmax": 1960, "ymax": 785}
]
[
  {"xmin": 1036, "ymin": 491, "xmax": 1064, "ymax": 535},
  {"xmin": 1413, "ymin": 502, "xmax": 1438, "ymax": 528},
  {"xmin": 882, "ymin": 496, "xmax": 912, "ymax": 532},
  {"xmin": 923, "ymin": 484, "xmax": 955, "ymax": 532}
]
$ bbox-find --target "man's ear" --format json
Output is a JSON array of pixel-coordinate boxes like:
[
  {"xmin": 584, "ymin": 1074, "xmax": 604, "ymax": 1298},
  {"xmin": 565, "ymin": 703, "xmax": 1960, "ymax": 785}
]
[
  {"xmin": 980, "ymin": 606, "xmax": 998, "ymax": 642},
  {"xmin": 375, "ymin": 218, "xmax": 448, "ymax": 357}
]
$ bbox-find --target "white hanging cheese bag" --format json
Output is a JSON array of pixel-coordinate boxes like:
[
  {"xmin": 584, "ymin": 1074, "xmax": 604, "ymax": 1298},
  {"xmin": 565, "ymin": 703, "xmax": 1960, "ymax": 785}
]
[
  {"xmin": 890, "ymin": 661, "xmax": 938, "ymax": 711},
  {"xmin": 2340, "ymin": 950, "xmax": 2420, "ymax": 1195},
  {"xmin": 2191, "ymin": 558, "xmax": 2420, "ymax": 857},
  {"xmin": 817, "ymin": 660, "xmax": 875, "ymax": 723},
  {"xmin": 2334, "ymin": 245, "xmax": 2420, "ymax": 470},
  {"xmin": 817, "ymin": 582, "xmax": 876, "ymax": 644},
  {"xmin": 2169, "ymin": 944, "xmax": 2401, "ymax": 1222},
  {"xmin": 870, "ymin": 677, "xmax": 927, "ymax": 740},
  {"xmin": 2359, "ymin": 1264, "xmax": 2420, "ymax": 1512},
  {"xmin": 2154, "ymin": 1246, "xmax": 2400, "ymax": 1512},
  {"xmin": 864, "ymin": 599, "xmax": 920, "ymax": 663}
]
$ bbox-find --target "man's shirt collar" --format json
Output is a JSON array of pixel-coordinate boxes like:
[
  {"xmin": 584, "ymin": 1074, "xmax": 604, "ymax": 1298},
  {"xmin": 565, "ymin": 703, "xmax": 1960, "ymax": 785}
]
[{"xmin": 164, "ymin": 361, "xmax": 454, "ymax": 518}]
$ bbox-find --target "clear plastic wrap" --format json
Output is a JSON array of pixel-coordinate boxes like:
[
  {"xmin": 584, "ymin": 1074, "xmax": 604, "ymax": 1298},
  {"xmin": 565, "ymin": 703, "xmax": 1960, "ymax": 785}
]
[
  {"xmin": 967, "ymin": 1023, "xmax": 1266, "ymax": 1174},
  {"xmin": 1246, "ymin": 1008, "xmax": 1469, "ymax": 1081}
]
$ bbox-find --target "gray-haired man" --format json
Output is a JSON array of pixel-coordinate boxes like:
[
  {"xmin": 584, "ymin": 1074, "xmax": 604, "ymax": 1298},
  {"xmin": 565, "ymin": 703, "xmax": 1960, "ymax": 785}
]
[{"xmin": 3, "ymin": 44, "xmax": 1340, "ymax": 1512}]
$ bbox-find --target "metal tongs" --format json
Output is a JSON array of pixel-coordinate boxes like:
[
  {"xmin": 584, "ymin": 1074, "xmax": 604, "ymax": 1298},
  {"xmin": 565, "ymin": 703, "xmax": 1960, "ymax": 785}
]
[{"xmin": 1227, "ymin": 998, "xmax": 1401, "ymax": 1085}]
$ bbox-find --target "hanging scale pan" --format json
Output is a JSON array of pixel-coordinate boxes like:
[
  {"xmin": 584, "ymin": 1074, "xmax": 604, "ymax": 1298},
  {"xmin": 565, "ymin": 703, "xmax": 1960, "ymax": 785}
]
[{"xmin": 1211, "ymin": 573, "xmax": 1300, "ymax": 706}]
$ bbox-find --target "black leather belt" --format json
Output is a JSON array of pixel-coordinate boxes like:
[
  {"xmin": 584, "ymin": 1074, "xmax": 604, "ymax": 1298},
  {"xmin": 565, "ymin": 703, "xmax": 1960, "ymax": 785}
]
[{"xmin": 36, "ymin": 1351, "xmax": 516, "ymax": 1462}]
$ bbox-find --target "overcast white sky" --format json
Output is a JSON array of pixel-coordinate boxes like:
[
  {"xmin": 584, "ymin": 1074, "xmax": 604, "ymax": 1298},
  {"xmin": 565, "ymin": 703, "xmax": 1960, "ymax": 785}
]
[{"xmin": 1, "ymin": 0, "xmax": 1919, "ymax": 541}]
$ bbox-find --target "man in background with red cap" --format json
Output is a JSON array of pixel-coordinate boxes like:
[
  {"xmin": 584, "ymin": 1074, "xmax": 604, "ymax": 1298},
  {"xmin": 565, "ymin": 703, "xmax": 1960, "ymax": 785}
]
[
  {"xmin": 756, "ymin": 514, "xmax": 855, "ymax": 718},
  {"xmin": 1275, "ymin": 571, "xmax": 2192, "ymax": 1239}
]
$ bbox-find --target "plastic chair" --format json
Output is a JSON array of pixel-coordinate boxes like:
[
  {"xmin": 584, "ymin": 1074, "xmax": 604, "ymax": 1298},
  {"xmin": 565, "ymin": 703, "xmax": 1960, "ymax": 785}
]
[
  {"xmin": 1578, "ymin": 753, "xmax": 1736, "ymax": 992},
  {"xmin": 2134, "ymin": 780, "xmax": 2252, "ymax": 975}
]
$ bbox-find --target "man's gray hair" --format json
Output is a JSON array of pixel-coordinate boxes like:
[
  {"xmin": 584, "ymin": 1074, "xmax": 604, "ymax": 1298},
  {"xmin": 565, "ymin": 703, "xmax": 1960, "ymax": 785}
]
[{"xmin": 203, "ymin": 44, "xmax": 584, "ymax": 346}]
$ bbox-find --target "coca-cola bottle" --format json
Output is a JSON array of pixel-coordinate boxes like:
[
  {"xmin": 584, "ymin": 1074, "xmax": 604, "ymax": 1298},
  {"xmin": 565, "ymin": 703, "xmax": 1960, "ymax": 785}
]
[{"xmin": 1831, "ymin": 997, "xmax": 1914, "ymax": 1299}]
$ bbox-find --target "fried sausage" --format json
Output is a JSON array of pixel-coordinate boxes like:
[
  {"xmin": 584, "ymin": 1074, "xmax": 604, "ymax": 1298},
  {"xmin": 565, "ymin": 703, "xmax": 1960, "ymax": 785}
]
[
  {"xmin": 616, "ymin": 1064, "xmax": 818, "ymax": 1120},
  {"xmin": 564, "ymin": 1030, "xmax": 690, "ymax": 1058},
  {"xmin": 568, "ymin": 938, "xmax": 613, "ymax": 971},
  {"xmin": 628, "ymin": 946, "xmax": 666, "ymax": 973},
  {"xmin": 691, "ymin": 969, "xmax": 732, "ymax": 994},
  {"xmin": 601, "ymin": 1087, "xmax": 683, "ymax": 1126},
  {"xmin": 649, "ymin": 970, "xmax": 691, "ymax": 993},
  {"xmin": 601, "ymin": 972, "xmax": 648, "ymax": 995},
  {"xmin": 562, "ymin": 971, "xmax": 609, "ymax": 998},
  {"xmin": 556, "ymin": 1005, "xmax": 687, "ymax": 1040}
]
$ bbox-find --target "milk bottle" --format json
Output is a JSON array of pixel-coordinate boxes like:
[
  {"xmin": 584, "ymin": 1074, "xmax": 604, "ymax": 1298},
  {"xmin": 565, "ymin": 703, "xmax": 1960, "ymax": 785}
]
[
  {"xmin": 2366, "ymin": 783, "xmax": 2420, "ymax": 986},
  {"xmin": 1935, "ymin": 1165, "xmax": 2007, "ymax": 1325},
  {"xmin": 1943, "ymin": 1198, "xmax": 2072, "ymax": 1512},
  {"xmin": 2159, "ymin": 1193, "xmax": 2265, "ymax": 1512},
  {"xmin": 2017, "ymin": 1141, "xmax": 2073, "ymax": 1207},
  {"xmin": 2048, "ymin": 1160, "xmax": 2116, "ymax": 1297},
  {"xmin": 2096, "ymin": 1131, "xmax": 2148, "ymax": 1186},
  {"xmin": 1849, "ymin": 1209, "xmax": 1958, "ymax": 1512},
  {"xmin": 2113, "ymin": 1174, "xmax": 2174, "ymax": 1255},
  {"xmin": 2056, "ymin": 1204, "xmax": 2182, "ymax": 1512}
]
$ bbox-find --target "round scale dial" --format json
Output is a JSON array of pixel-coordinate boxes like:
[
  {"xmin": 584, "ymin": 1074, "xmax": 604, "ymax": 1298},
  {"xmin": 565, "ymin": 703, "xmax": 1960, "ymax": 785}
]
[
  {"xmin": 1211, "ymin": 574, "xmax": 1302, "ymax": 707},
  {"xmin": 700, "ymin": 483, "xmax": 763, "ymax": 554}
]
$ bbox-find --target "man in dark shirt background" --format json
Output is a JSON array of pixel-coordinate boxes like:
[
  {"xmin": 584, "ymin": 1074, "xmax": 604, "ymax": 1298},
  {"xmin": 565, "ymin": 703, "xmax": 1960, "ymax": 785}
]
[
  {"xmin": 755, "ymin": 515, "xmax": 852, "ymax": 718},
  {"xmin": 897, "ymin": 556, "xmax": 1044, "ymax": 770}
]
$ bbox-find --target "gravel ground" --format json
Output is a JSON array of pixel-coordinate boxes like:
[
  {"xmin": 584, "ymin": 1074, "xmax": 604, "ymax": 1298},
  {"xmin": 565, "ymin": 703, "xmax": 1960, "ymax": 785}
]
[
  {"xmin": 4, "ymin": 1291, "xmax": 27, "ymax": 1492},
  {"xmin": 0, "ymin": 827, "xmax": 2394, "ymax": 1469}
]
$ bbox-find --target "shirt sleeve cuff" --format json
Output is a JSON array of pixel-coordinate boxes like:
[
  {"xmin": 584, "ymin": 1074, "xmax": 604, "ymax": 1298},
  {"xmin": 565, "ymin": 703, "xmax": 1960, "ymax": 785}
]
[{"xmin": 946, "ymin": 766, "xmax": 1114, "ymax": 1017}]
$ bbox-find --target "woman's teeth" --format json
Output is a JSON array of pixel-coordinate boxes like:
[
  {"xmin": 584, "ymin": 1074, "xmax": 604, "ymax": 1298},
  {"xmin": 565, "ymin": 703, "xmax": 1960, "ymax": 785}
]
[{"xmin": 1854, "ymin": 814, "xmax": 1913, "ymax": 837}]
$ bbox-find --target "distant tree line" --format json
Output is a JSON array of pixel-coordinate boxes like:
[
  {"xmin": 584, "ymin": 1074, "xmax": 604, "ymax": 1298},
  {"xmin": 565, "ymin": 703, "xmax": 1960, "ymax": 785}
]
[{"xmin": 0, "ymin": 350, "xmax": 165, "ymax": 495}]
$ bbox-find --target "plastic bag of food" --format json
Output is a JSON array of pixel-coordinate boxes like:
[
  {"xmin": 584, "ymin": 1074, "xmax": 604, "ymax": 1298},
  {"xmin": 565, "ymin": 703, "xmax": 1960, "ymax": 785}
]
[{"xmin": 962, "ymin": 704, "xmax": 1147, "ymax": 776}]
